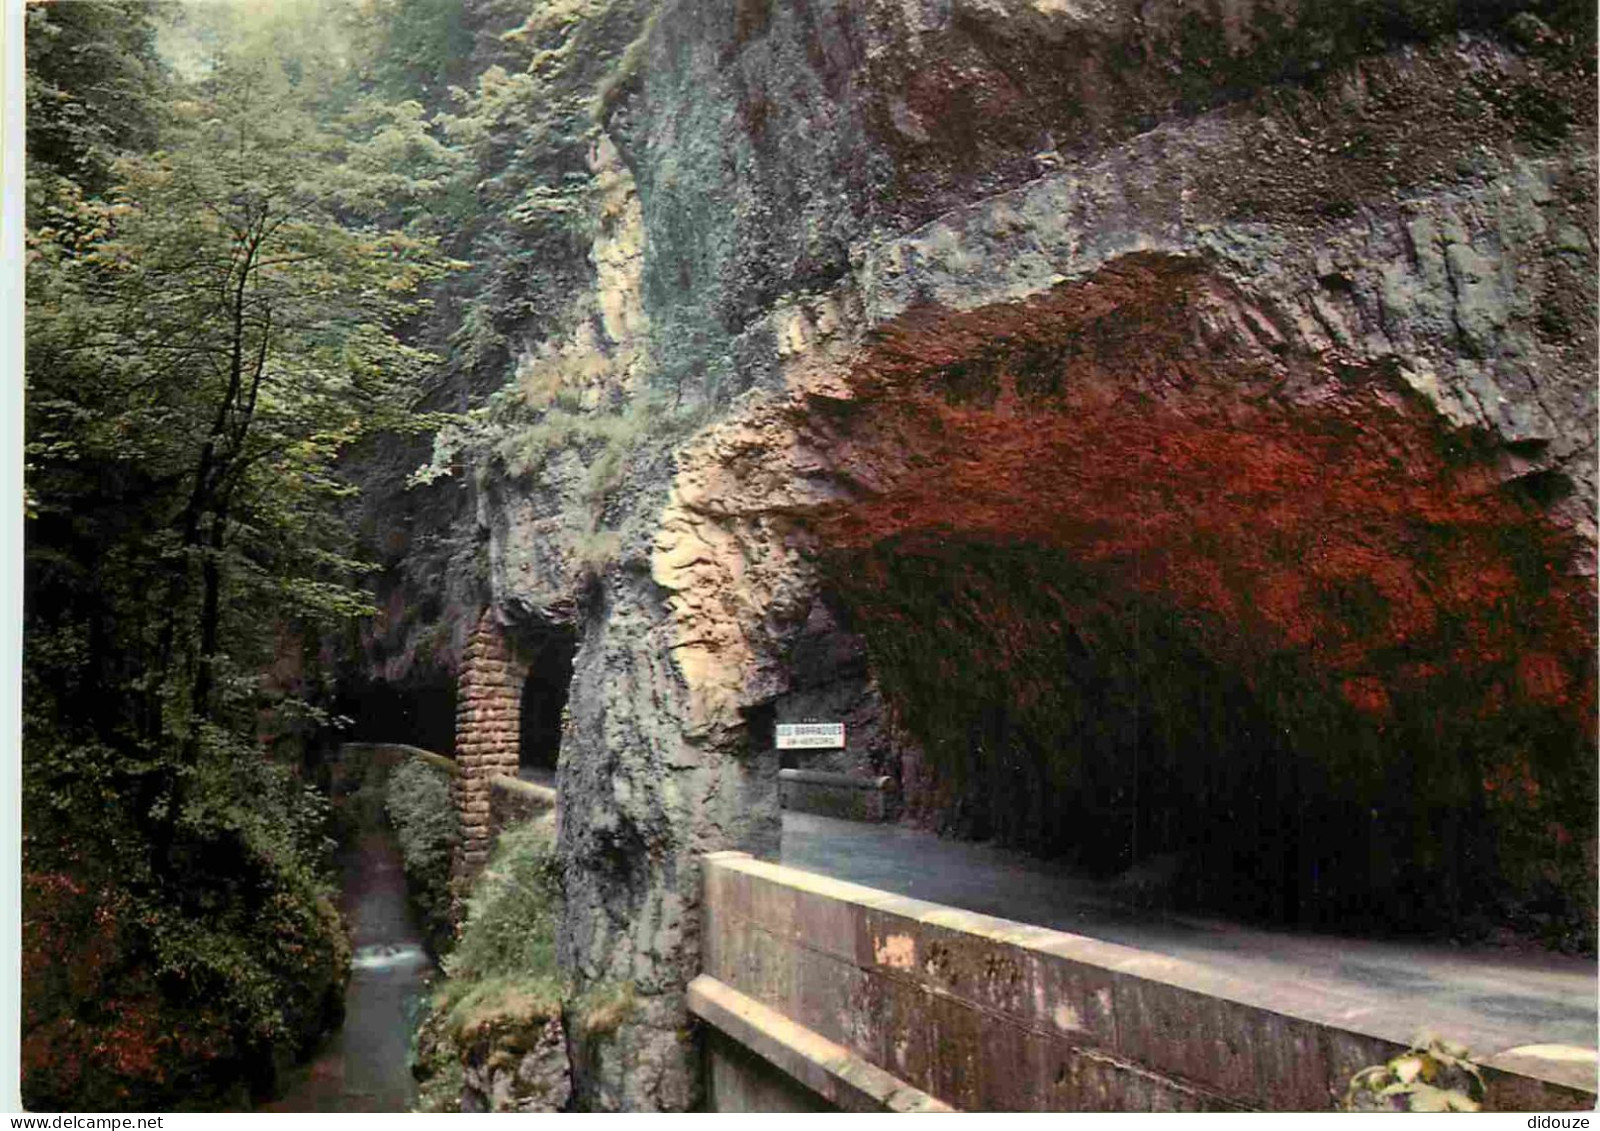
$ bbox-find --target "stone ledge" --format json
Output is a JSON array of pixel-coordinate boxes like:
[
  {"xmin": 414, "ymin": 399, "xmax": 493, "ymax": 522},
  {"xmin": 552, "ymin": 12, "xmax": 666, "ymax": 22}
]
[
  {"xmin": 687, "ymin": 974, "xmax": 955, "ymax": 1113},
  {"xmin": 701, "ymin": 853, "xmax": 1598, "ymax": 1109},
  {"xmin": 489, "ymin": 774, "xmax": 557, "ymax": 808},
  {"xmin": 339, "ymin": 742, "xmax": 458, "ymax": 776},
  {"xmin": 778, "ymin": 770, "xmax": 894, "ymax": 822},
  {"xmin": 778, "ymin": 769, "xmax": 892, "ymax": 791},
  {"xmin": 489, "ymin": 774, "xmax": 558, "ymax": 837}
]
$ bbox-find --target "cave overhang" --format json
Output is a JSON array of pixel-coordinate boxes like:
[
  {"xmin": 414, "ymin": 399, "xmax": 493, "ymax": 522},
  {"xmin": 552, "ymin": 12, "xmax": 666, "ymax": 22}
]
[{"xmin": 648, "ymin": 245, "xmax": 1595, "ymax": 928}]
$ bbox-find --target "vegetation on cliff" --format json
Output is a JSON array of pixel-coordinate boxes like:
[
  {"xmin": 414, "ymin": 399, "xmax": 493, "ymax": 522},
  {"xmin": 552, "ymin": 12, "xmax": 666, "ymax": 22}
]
[
  {"xmin": 384, "ymin": 755, "xmax": 461, "ymax": 956},
  {"xmin": 412, "ymin": 817, "xmax": 566, "ymax": 1112},
  {"xmin": 23, "ymin": 0, "xmax": 659, "ymax": 1105}
]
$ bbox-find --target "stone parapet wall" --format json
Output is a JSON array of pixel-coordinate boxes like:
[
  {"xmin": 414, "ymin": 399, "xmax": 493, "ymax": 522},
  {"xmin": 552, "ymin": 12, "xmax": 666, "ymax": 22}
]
[
  {"xmin": 698, "ymin": 852, "xmax": 1597, "ymax": 1112},
  {"xmin": 690, "ymin": 974, "xmax": 950, "ymax": 1112},
  {"xmin": 453, "ymin": 611, "xmax": 526, "ymax": 880},
  {"xmin": 777, "ymin": 769, "xmax": 894, "ymax": 823},
  {"xmin": 340, "ymin": 741, "xmax": 459, "ymax": 777},
  {"xmin": 489, "ymin": 774, "xmax": 558, "ymax": 837}
]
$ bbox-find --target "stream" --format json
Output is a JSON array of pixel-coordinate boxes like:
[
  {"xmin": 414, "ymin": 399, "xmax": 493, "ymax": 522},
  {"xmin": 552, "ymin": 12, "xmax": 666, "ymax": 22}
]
[{"xmin": 263, "ymin": 829, "xmax": 434, "ymax": 1112}]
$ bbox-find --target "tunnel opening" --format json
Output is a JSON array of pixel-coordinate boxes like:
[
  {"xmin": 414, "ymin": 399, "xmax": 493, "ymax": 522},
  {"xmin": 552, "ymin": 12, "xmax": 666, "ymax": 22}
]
[
  {"xmin": 517, "ymin": 631, "xmax": 576, "ymax": 783},
  {"xmin": 335, "ymin": 673, "xmax": 458, "ymax": 757},
  {"xmin": 791, "ymin": 254, "xmax": 1595, "ymax": 947},
  {"xmin": 823, "ymin": 537, "xmax": 1570, "ymax": 934}
]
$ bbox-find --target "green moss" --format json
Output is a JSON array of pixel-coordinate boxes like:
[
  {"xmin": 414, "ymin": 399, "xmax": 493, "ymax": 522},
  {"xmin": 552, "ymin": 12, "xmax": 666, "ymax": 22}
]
[
  {"xmin": 438, "ymin": 973, "xmax": 565, "ymax": 1040},
  {"xmin": 573, "ymin": 980, "xmax": 636, "ymax": 1039},
  {"xmin": 446, "ymin": 818, "xmax": 562, "ymax": 984}
]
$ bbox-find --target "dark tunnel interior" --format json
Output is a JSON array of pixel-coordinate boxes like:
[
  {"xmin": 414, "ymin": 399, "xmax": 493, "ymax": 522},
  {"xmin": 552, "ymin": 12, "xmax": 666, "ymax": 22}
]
[{"xmin": 518, "ymin": 633, "xmax": 576, "ymax": 777}]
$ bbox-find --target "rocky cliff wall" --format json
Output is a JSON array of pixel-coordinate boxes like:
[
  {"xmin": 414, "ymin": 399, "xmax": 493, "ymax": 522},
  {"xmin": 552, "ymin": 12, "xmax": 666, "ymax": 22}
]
[{"xmin": 397, "ymin": 0, "xmax": 1595, "ymax": 1109}]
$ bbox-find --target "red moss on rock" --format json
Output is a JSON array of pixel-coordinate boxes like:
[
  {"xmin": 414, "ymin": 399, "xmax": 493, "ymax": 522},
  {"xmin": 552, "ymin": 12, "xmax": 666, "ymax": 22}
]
[
  {"xmin": 809, "ymin": 257, "xmax": 1593, "ymax": 741},
  {"xmin": 800, "ymin": 256, "xmax": 1593, "ymax": 937}
]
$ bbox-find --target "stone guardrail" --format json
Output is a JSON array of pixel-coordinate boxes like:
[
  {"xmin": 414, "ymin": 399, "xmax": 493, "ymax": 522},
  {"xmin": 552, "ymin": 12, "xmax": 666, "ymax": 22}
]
[
  {"xmin": 694, "ymin": 851, "xmax": 1596, "ymax": 1113},
  {"xmin": 488, "ymin": 774, "xmax": 557, "ymax": 837},
  {"xmin": 340, "ymin": 741, "xmax": 459, "ymax": 776},
  {"xmin": 777, "ymin": 768, "xmax": 895, "ymax": 823},
  {"xmin": 688, "ymin": 973, "xmax": 953, "ymax": 1112}
]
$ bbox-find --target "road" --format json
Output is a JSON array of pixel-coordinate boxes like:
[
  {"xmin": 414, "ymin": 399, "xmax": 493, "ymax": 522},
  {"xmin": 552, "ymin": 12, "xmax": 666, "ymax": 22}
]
[{"xmin": 780, "ymin": 811, "xmax": 1598, "ymax": 1074}]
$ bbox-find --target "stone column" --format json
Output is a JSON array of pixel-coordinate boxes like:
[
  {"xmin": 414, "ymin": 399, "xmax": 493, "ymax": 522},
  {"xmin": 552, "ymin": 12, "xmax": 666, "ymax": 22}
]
[{"xmin": 453, "ymin": 610, "xmax": 525, "ymax": 881}]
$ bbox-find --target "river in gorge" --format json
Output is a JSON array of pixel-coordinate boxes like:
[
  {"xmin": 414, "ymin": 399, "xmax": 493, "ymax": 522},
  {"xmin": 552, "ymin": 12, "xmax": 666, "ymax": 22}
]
[{"xmin": 262, "ymin": 829, "xmax": 434, "ymax": 1112}]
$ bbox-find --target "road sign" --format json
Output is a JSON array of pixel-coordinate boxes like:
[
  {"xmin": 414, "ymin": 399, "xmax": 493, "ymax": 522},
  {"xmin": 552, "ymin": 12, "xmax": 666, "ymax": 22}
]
[{"xmin": 775, "ymin": 722, "xmax": 845, "ymax": 750}]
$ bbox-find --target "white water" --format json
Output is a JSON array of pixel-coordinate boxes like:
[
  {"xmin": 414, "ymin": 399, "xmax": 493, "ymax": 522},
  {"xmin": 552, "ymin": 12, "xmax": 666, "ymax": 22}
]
[{"xmin": 350, "ymin": 943, "xmax": 430, "ymax": 972}]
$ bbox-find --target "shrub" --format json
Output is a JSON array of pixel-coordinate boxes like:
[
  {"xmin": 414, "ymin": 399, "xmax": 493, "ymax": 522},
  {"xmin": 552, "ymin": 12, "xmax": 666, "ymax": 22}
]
[
  {"xmin": 443, "ymin": 817, "xmax": 561, "ymax": 990},
  {"xmin": 21, "ymin": 737, "xmax": 350, "ymax": 1110},
  {"xmin": 411, "ymin": 817, "xmax": 564, "ymax": 1109}
]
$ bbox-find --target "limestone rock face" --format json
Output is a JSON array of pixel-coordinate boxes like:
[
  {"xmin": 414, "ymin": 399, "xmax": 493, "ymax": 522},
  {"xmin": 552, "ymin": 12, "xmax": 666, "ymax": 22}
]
[
  {"xmin": 458, "ymin": 1016, "xmax": 572, "ymax": 1113},
  {"xmin": 406, "ymin": 0, "xmax": 1596, "ymax": 1110}
]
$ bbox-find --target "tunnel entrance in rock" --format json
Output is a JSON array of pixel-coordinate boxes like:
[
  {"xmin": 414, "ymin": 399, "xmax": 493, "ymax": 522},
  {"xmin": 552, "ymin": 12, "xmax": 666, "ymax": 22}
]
[
  {"xmin": 517, "ymin": 632, "xmax": 576, "ymax": 779},
  {"xmin": 822, "ymin": 539, "xmax": 1455, "ymax": 929},
  {"xmin": 336, "ymin": 673, "xmax": 457, "ymax": 757},
  {"xmin": 793, "ymin": 255, "xmax": 1595, "ymax": 943}
]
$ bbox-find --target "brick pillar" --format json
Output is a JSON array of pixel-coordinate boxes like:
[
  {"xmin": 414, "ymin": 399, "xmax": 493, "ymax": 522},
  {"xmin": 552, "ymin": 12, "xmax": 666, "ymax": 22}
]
[{"xmin": 453, "ymin": 610, "xmax": 524, "ymax": 881}]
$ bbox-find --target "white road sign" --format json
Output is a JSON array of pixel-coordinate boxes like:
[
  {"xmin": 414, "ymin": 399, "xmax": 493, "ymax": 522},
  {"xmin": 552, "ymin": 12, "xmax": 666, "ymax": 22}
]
[{"xmin": 775, "ymin": 722, "xmax": 845, "ymax": 750}]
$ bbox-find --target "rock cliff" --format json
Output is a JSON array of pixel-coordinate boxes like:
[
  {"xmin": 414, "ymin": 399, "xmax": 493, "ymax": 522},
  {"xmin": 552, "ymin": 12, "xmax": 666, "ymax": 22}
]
[{"xmin": 374, "ymin": 0, "xmax": 1596, "ymax": 1109}]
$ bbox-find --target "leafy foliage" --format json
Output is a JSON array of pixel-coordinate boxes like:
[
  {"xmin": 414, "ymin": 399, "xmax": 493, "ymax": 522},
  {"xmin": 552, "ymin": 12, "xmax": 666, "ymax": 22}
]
[
  {"xmin": 1344, "ymin": 1037, "xmax": 1486, "ymax": 1112},
  {"xmin": 24, "ymin": 1, "xmax": 165, "ymax": 213},
  {"xmin": 364, "ymin": 0, "xmax": 476, "ymax": 104},
  {"xmin": 22, "ymin": 728, "xmax": 349, "ymax": 1110},
  {"xmin": 391, "ymin": 0, "xmax": 657, "ymax": 397},
  {"xmin": 27, "ymin": 0, "xmax": 459, "ymax": 755},
  {"xmin": 444, "ymin": 818, "xmax": 563, "ymax": 992},
  {"xmin": 22, "ymin": 0, "xmax": 461, "ymax": 1106},
  {"xmin": 24, "ymin": 0, "xmax": 654, "ymax": 1108},
  {"xmin": 411, "ymin": 818, "xmax": 565, "ymax": 1110},
  {"xmin": 384, "ymin": 756, "xmax": 460, "ymax": 955}
]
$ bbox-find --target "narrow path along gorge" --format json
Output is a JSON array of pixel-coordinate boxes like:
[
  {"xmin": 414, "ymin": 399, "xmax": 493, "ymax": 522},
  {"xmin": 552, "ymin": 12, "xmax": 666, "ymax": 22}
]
[
  {"xmin": 263, "ymin": 831, "xmax": 433, "ymax": 1113},
  {"xmin": 783, "ymin": 813, "xmax": 1600, "ymax": 1055}
]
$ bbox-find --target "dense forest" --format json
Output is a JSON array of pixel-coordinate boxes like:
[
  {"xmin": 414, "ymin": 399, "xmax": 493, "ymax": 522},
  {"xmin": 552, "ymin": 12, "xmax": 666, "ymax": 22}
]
[{"xmin": 20, "ymin": 0, "xmax": 607, "ymax": 1107}]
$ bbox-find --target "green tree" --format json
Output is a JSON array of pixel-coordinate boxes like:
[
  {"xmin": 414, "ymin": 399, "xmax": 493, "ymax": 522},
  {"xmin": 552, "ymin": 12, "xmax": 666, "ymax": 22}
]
[
  {"xmin": 31, "ymin": 28, "xmax": 454, "ymax": 756},
  {"xmin": 365, "ymin": 0, "xmax": 476, "ymax": 104},
  {"xmin": 23, "ymin": 0, "xmax": 462, "ymax": 1105},
  {"xmin": 24, "ymin": 0, "xmax": 165, "ymax": 209}
]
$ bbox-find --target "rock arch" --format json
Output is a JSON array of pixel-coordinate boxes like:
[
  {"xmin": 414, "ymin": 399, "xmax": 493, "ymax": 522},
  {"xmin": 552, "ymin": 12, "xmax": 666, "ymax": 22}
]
[{"xmin": 555, "ymin": 247, "xmax": 1594, "ymax": 1103}]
